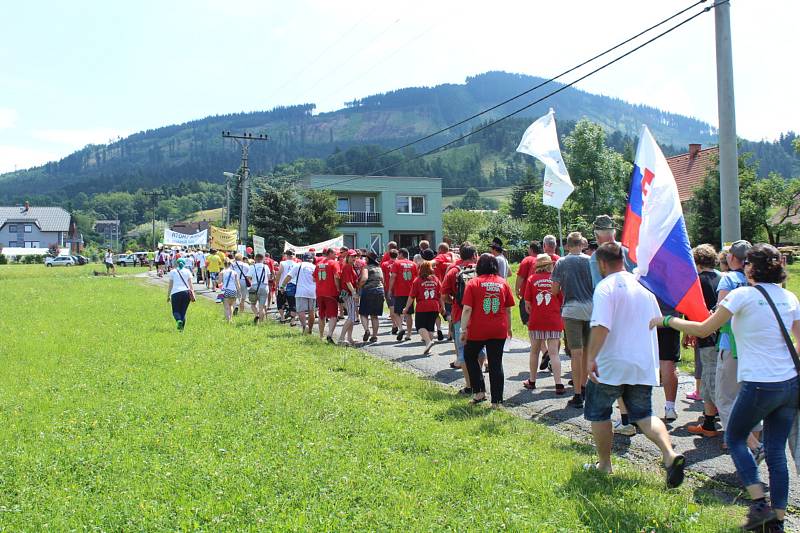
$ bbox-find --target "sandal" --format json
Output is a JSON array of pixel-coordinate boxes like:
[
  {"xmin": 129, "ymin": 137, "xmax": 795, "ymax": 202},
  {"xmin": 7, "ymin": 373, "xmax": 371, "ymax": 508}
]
[
  {"xmin": 555, "ymin": 384, "xmax": 566, "ymax": 395},
  {"xmin": 470, "ymin": 396, "xmax": 487, "ymax": 405},
  {"xmin": 363, "ymin": 332, "xmax": 370, "ymax": 342},
  {"xmin": 449, "ymin": 362, "xmax": 459, "ymax": 369},
  {"xmin": 458, "ymin": 387, "xmax": 473, "ymax": 395},
  {"xmin": 369, "ymin": 336, "xmax": 378, "ymax": 343},
  {"xmin": 523, "ymin": 379, "xmax": 536, "ymax": 390}
]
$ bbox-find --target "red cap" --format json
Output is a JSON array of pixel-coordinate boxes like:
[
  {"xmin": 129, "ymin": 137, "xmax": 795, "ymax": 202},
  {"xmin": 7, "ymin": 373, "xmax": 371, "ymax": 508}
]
[
  {"xmin": 308, "ymin": 247, "xmax": 316, "ymax": 252},
  {"xmin": 347, "ymin": 249, "xmax": 358, "ymax": 257}
]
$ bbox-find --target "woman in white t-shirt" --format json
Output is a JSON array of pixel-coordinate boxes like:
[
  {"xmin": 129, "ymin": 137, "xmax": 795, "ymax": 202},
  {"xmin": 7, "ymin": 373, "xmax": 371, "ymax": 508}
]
[
  {"xmin": 166, "ymin": 258, "xmax": 195, "ymax": 331},
  {"xmin": 219, "ymin": 259, "xmax": 241, "ymax": 323},
  {"xmin": 651, "ymin": 244, "xmax": 800, "ymax": 531}
]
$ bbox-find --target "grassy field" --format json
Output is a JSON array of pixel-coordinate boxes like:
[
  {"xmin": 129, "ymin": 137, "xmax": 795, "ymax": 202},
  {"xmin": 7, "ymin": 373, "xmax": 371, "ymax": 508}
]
[
  {"xmin": 442, "ymin": 186, "xmax": 514, "ymax": 208},
  {"xmin": 0, "ymin": 265, "xmax": 743, "ymax": 530}
]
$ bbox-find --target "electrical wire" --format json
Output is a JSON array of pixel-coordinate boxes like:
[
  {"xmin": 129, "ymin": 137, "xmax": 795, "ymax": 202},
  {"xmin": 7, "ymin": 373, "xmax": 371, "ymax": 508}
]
[
  {"xmin": 322, "ymin": 0, "xmax": 708, "ymax": 172},
  {"xmin": 310, "ymin": 0, "xmax": 726, "ymax": 191}
]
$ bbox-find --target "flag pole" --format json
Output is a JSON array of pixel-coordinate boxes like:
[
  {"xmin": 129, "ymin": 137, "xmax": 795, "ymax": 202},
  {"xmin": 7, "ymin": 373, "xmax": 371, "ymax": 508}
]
[{"xmin": 557, "ymin": 209, "xmax": 565, "ymax": 256}]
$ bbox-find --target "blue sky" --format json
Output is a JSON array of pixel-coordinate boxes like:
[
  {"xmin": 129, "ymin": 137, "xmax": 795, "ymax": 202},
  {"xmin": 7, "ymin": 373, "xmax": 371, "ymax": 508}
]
[{"xmin": 0, "ymin": 0, "xmax": 796, "ymax": 173}]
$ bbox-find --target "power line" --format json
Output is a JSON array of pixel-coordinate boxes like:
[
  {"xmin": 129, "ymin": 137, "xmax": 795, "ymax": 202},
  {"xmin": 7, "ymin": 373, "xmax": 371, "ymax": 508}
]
[
  {"xmin": 323, "ymin": 0, "xmax": 708, "ymax": 173},
  {"xmin": 311, "ymin": 0, "xmax": 724, "ymax": 191}
]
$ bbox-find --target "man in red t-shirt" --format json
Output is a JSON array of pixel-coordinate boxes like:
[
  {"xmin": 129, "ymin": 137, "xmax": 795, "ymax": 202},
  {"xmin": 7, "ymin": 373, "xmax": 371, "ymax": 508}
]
[
  {"xmin": 441, "ymin": 243, "xmax": 480, "ymax": 391},
  {"xmin": 264, "ymin": 253, "xmax": 278, "ymax": 304},
  {"xmin": 388, "ymin": 248, "xmax": 418, "ymax": 341},
  {"xmin": 542, "ymin": 234, "xmax": 561, "ymax": 262},
  {"xmin": 515, "ymin": 241, "xmax": 542, "ymax": 325},
  {"xmin": 381, "ymin": 241, "xmax": 398, "ymax": 264},
  {"xmin": 314, "ymin": 247, "xmax": 341, "ymax": 342},
  {"xmin": 381, "ymin": 249, "xmax": 399, "ymax": 333}
]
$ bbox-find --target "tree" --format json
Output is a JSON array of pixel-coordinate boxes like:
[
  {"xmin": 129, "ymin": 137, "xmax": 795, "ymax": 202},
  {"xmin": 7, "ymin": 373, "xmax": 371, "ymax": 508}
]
[
  {"xmin": 443, "ymin": 209, "xmax": 486, "ymax": 245},
  {"xmin": 250, "ymin": 185, "xmax": 303, "ymax": 255},
  {"xmin": 300, "ymin": 190, "xmax": 345, "ymax": 244},
  {"xmin": 509, "ymin": 166, "xmax": 541, "ymax": 218},
  {"xmin": 477, "ymin": 212, "xmax": 527, "ymax": 250},
  {"xmin": 455, "ymin": 187, "xmax": 500, "ymax": 211},
  {"xmin": 744, "ymin": 175, "xmax": 800, "ymax": 245},
  {"xmin": 562, "ymin": 119, "xmax": 632, "ymax": 219}
]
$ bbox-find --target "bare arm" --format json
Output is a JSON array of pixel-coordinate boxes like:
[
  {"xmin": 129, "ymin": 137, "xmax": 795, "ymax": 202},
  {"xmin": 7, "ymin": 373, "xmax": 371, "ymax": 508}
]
[
  {"xmin": 515, "ymin": 276, "xmax": 524, "ymax": 299},
  {"xmin": 586, "ymin": 325, "xmax": 610, "ymax": 383},
  {"xmin": 649, "ymin": 306, "xmax": 733, "ymax": 339},
  {"xmin": 792, "ymin": 320, "xmax": 800, "ymax": 355},
  {"xmin": 358, "ymin": 268, "xmax": 368, "ymax": 289},
  {"xmin": 388, "ymin": 272, "xmax": 396, "ymax": 296},
  {"xmin": 551, "ymin": 280, "xmax": 561, "ymax": 297},
  {"xmin": 459, "ymin": 304, "xmax": 473, "ymax": 344}
]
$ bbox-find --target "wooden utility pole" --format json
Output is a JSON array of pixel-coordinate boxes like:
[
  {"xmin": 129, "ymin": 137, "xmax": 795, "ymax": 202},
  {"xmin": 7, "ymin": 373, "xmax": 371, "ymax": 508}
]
[{"xmin": 222, "ymin": 132, "xmax": 268, "ymax": 245}]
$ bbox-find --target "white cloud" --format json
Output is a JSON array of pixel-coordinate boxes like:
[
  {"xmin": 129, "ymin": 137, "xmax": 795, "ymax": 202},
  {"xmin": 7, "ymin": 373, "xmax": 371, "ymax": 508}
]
[
  {"xmin": 31, "ymin": 128, "xmax": 131, "ymax": 147},
  {"xmin": 0, "ymin": 145, "xmax": 61, "ymax": 174},
  {"xmin": 0, "ymin": 108, "xmax": 17, "ymax": 129}
]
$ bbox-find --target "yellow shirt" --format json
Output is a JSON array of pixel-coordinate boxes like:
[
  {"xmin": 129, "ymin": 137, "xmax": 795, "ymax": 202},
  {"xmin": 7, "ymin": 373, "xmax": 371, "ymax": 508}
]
[{"xmin": 206, "ymin": 254, "xmax": 222, "ymax": 273}]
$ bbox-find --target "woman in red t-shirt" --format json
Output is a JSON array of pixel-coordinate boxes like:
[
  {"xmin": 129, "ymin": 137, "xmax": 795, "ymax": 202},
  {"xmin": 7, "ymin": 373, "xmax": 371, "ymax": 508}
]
[
  {"xmin": 459, "ymin": 253, "xmax": 515, "ymax": 406},
  {"xmin": 402, "ymin": 261, "xmax": 442, "ymax": 355},
  {"xmin": 523, "ymin": 254, "xmax": 564, "ymax": 393}
]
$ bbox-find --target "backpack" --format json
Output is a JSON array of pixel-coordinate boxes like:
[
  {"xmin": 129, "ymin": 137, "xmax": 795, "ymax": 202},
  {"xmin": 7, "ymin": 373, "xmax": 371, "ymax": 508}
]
[{"xmin": 454, "ymin": 265, "xmax": 477, "ymax": 306}]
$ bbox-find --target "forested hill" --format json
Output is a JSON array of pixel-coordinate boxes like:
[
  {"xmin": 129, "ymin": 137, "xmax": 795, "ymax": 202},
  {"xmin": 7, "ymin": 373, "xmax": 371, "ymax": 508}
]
[{"xmin": 0, "ymin": 71, "xmax": 795, "ymax": 203}]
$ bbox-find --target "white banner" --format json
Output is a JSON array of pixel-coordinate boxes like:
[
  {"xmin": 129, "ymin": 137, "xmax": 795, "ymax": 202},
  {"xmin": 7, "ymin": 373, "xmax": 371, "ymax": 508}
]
[
  {"xmin": 162, "ymin": 229, "xmax": 208, "ymax": 247},
  {"xmin": 284, "ymin": 235, "xmax": 344, "ymax": 255},
  {"xmin": 252, "ymin": 235, "xmax": 266, "ymax": 255},
  {"xmin": 516, "ymin": 108, "xmax": 574, "ymax": 209}
]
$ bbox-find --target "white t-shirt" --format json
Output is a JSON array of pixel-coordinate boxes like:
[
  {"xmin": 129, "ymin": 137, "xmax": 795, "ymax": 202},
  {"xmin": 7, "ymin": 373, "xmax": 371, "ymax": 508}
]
[
  {"xmin": 185, "ymin": 255, "xmax": 196, "ymax": 269},
  {"xmin": 104, "ymin": 252, "xmax": 113, "ymax": 264},
  {"xmin": 720, "ymin": 283, "xmax": 800, "ymax": 383},
  {"xmin": 278, "ymin": 259, "xmax": 296, "ymax": 284},
  {"xmin": 195, "ymin": 252, "xmax": 206, "ymax": 268},
  {"xmin": 590, "ymin": 271, "xmax": 661, "ymax": 386},
  {"xmin": 289, "ymin": 262, "xmax": 317, "ymax": 299},
  {"xmin": 169, "ymin": 268, "xmax": 194, "ymax": 296},
  {"xmin": 247, "ymin": 263, "xmax": 270, "ymax": 290},
  {"xmin": 232, "ymin": 260, "xmax": 250, "ymax": 281},
  {"xmin": 495, "ymin": 254, "xmax": 509, "ymax": 279}
]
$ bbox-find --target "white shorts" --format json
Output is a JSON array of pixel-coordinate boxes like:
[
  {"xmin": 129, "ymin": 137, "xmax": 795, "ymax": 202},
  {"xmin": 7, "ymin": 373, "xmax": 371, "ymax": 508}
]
[{"xmin": 296, "ymin": 297, "xmax": 316, "ymax": 313}]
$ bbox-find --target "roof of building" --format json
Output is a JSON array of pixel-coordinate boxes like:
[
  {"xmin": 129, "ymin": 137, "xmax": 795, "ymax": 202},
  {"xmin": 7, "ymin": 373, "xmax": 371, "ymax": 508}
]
[
  {"xmin": 666, "ymin": 145, "xmax": 718, "ymax": 202},
  {"xmin": 0, "ymin": 206, "xmax": 71, "ymax": 232},
  {"xmin": 303, "ymin": 174, "xmax": 442, "ymax": 192}
]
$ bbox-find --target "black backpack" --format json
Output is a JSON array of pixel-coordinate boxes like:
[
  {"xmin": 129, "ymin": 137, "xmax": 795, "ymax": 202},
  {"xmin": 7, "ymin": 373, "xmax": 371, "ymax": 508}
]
[{"xmin": 455, "ymin": 265, "xmax": 477, "ymax": 306}]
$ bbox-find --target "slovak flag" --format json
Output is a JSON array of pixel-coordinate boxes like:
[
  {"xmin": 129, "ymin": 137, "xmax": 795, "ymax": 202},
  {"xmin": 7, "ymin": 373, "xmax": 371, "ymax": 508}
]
[{"xmin": 621, "ymin": 125, "xmax": 709, "ymax": 321}]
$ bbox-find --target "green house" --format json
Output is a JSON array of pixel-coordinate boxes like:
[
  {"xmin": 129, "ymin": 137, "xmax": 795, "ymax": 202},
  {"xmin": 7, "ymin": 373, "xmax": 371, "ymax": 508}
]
[{"xmin": 302, "ymin": 175, "xmax": 443, "ymax": 253}]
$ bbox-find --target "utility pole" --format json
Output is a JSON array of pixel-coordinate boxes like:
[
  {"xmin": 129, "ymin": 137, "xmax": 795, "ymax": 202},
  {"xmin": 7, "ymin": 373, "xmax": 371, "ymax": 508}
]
[
  {"xmin": 143, "ymin": 191, "xmax": 164, "ymax": 250},
  {"xmin": 222, "ymin": 131, "xmax": 268, "ymax": 245},
  {"xmin": 222, "ymin": 171, "xmax": 237, "ymax": 227},
  {"xmin": 715, "ymin": 0, "xmax": 740, "ymax": 245}
]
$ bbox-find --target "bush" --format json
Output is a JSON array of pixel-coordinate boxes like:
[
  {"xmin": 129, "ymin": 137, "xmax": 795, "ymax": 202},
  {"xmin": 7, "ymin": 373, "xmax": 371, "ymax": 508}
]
[
  {"xmin": 22, "ymin": 255, "xmax": 45, "ymax": 264},
  {"xmin": 0, "ymin": 254, "xmax": 7, "ymax": 265}
]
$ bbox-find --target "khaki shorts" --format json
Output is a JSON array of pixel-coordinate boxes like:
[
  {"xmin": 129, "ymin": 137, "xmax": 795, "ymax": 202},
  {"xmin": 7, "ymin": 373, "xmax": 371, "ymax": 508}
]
[
  {"xmin": 563, "ymin": 318, "xmax": 590, "ymax": 350},
  {"xmin": 697, "ymin": 346, "xmax": 718, "ymax": 402}
]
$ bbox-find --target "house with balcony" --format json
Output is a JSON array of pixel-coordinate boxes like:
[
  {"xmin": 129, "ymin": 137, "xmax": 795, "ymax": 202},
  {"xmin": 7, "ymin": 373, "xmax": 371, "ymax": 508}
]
[
  {"xmin": 0, "ymin": 205, "xmax": 82, "ymax": 254},
  {"xmin": 302, "ymin": 175, "xmax": 443, "ymax": 253}
]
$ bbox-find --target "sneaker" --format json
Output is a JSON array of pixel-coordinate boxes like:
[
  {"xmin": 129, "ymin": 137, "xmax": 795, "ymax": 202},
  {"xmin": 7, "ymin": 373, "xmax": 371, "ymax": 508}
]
[
  {"xmin": 554, "ymin": 384, "xmax": 566, "ymax": 395},
  {"xmin": 613, "ymin": 420, "xmax": 636, "ymax": 436},
  {"xmin": 437, "ymin": 330, "xmax": 444, "ymax": 341},
  {"xmin": 253, "ymin": 316, "xmax": 259, "ymax": 325},
  {"xmin": 665, "ymin": 454, "xmax": 686, "ymax": 488},
  {"xmin": 176, "ymin": 320, "xmax": 184, "ymax": 331},
  {"xmin": 687, "ymin": 424, "xmax": 720, "ymax": 438},
  {"xmin": 396, "ymin": 330, "xmax": 405, "ymax": 342},
  {"xmin": 233, "ymin": 307, "xmax": 239, "ymax": 316},
  {"xmin": 566, "ymin": 395, "xmax": 584, "ymax": 409},
  {"xmin": 743, "ymin": 500, "xmax": 777, "ymax": 531},
  {"xmin": 539, "ymin": 352, "xmax": 550, "ymax": 371},
  {"xmin": 391, "ymin": 327, "xmax": 398, "ymax": 335},
  {"xmin": 522, "ymin": 379, "xmax": 536, "ymax": 390},
  {"xmin": 363, "ymin": 332, "xmax": 370, "ymax": 342},
  {"xmin": 326, "ymin": 336, "xmax": 335, "ymax": 345},
  {"xmin": 686, "ymin": 390, "xmax": 703, "ymax": 401},
  {"xmin": 664, "ymin": 407, "xmax": 678, "ymax": 422}
]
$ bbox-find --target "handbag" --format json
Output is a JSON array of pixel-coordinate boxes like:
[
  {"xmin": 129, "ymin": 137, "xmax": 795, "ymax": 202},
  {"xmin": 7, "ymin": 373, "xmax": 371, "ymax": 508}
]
[
  {"xmin": 235, "ymin": 262, "xmax": 252, "ymax": 288},
  {"xmin": 753, "ymin": 284, "xmax": 800, "ymax": 473},
  {"xmin": 222, "ymin": 272, "xmax": 238, "ymax": 299},
  {"xmin": 177, "ymin": 270, "xmax": 196, "ymax": 302},
  {"xmin": 285, "ymin": 282, "xmax": 297, "ymax": 297}
]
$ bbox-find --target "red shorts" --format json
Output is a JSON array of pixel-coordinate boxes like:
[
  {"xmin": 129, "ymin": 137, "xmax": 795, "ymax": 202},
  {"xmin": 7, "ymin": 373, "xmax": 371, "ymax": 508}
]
[{"xmin": 318, "ymin": 296, "xmax": 339, "ymax": 320}]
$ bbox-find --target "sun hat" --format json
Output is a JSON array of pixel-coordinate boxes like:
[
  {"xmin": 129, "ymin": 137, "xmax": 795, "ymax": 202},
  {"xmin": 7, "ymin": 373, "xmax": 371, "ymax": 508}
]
[
  {"xmin": 490, "ymin": 237, "xmax": 504, "ymax": 253},
  {"xmin": 593, "ymin": 214, "xmax": 615, "ymax": 230},
  {"xmin": 534, "ymin": 253, "xmax": 553, "ymax": 269}
]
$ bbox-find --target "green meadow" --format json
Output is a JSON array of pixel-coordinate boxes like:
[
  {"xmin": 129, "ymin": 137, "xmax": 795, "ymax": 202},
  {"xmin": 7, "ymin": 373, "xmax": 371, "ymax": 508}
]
[{"xmin": 0, "ymin": 265, "xmax": 742, "ymax": 531}]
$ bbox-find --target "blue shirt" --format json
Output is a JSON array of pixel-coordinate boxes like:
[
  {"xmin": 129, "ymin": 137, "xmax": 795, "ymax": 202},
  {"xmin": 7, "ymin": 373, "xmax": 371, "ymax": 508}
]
[
  {"xmin": 717, "ymin": 269, "xmax": 748, "ymax": 351},
  {"xmin": 590, "ymin": 243, "xmax": 636, "ymax": 288}
]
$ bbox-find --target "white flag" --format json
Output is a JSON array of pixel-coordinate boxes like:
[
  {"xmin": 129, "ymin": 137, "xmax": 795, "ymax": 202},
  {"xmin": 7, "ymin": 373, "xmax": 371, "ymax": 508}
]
[{"xmin": 516, "ymin": 109, "xmax": 574, "ymax": 209}]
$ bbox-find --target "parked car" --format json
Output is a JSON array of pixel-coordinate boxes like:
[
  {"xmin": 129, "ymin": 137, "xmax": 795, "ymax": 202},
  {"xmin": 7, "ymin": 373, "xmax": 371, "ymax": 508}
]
[
  {"xmin": 71, "ymin": 255, "xmax": 90, "ymax": 265},
  {"xmin": 116, "ymin": 252, "xmax": 148, "ymax": 266},
  {"xmin": 45, "ymin": 256, "xmax": 76, "ymax": 267}
]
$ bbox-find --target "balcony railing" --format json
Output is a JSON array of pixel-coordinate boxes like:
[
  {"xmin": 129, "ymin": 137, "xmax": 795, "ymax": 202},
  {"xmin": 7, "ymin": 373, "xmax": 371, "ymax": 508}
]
[{"xmin": 338, "ymin": 211, "xmax": 381, "ymax": 225}]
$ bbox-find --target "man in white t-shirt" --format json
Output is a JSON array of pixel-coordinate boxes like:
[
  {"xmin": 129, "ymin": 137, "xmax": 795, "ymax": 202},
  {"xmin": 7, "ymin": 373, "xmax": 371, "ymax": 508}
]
[
  {"xmin": 276, "ymin": 250, "xmax": 298, "ymax": 323},
  {"xmin": 283, "ymin": 253, "xmax": 318, "ymax": 333},
  {"xmin": 195, "ymin": 250, "xmax": 206, "ymax": 283},
  {"xmin": 247, "ymin": 253, "xmax": 271, "ymax": 324},
  {"xmin": 583, "ymin": 242, "xmax": 685, "ymax": 487}
]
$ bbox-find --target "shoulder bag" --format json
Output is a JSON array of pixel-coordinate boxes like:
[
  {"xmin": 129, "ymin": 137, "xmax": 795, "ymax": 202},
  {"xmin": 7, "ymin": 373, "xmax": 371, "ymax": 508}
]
[
  {"xmin": 754, "ymin": 284, "xmax": 800, "ymax": 473},
  {"xmin": 177, "ymin": 269, "xmax": 196, "ymax": 302}
]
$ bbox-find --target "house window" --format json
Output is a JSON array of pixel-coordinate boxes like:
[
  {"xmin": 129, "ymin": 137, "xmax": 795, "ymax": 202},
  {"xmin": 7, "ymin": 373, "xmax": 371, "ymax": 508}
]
[
  {"xmin": 343, "ymin": 234, "xmax": 356, "ymax": 249},
  {"xmin": 24, "ymin": 225, "xmax": 32, "ymax": 233},
  {"xmin": 25, "ymin": 241, "xmax": 40, "ymax": 248},
  {"xmin": 8, "ymin": 224, "xmax": 17, "ymax": 233},
  {"xmin": 396, "ymin": 195, "xmax": 425, "ymax": 215},
  {"xmin": 8, "ymin": 241, "xmax": 17, "ymax": 247},
  {"xmin": 337, "ymin": 197, "xmax": 350, "ymax": 212},
  {"xmin": 365, "ymin": 197, "xmax": 376, "ymax": 213}
]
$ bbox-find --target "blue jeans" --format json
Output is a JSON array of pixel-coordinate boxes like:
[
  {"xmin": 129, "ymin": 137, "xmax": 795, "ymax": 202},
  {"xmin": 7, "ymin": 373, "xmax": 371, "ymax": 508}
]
[
  {"xmin": 452, "ymin": 321, "xmax": 485, "ymax": 364},
  {"xmin": 584, "ymin": 381, "xmax": 653, "ymax": 422},
  {"xmin": 726, "ymin": 377, "xmax": 799, "ymax": 510},
  {"xmin": 171, "ymin": 290, "xmax": 190, "ymax": 324}
]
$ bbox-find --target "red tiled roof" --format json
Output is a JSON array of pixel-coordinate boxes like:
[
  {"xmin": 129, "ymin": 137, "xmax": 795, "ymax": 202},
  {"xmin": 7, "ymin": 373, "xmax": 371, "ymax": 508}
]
[{"xmin": 666, "ymin": 146, "xmax": 718, "ymax": 202}]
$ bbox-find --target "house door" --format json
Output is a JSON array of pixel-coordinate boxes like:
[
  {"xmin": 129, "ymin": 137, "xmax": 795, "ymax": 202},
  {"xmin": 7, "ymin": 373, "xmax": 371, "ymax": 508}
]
[
  {"xmin": 393, "ymin": 233, "xmax": 430, "ymax": 249},
  {"xmin": 343, "ymin": 234, "xmax": 356, "ymax": 249},
  {"xmin": 364, "ymin": 197, "xmax": 376, "ymax": 213},
  {"xmin": 369, "ymin": 233, "xmax": 383, "ymax": 254}
]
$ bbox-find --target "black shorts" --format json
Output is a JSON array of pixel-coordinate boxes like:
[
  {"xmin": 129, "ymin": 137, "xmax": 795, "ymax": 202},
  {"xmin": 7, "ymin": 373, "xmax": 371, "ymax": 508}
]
[
  {"xmin": 519, "ymin": 298, "xmax": 529, "ymax": 325},
  {"xmin": 359, "ymin": 289, "xmax": 384, "ymax": 317},
  {"xmin": 394, "ymin": 295, "xmax": 414, "ymax": 315},
  {"xmin": 415, "ymin": 311, "xmax": 438, "ymax": 332},
  {"xmin": 657, "ymin": 327, "xmax": 681, "ymax": 362}
]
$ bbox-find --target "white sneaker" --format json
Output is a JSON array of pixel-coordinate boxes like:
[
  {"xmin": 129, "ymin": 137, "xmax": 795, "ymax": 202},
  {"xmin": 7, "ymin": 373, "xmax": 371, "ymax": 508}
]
[
  {"xmin": 613, "ymin": 420, "xmax": 636, "ymax": 436},
  {"xmin": 664, "ymin": 407, "xmax": 678, "ymax": 422}
]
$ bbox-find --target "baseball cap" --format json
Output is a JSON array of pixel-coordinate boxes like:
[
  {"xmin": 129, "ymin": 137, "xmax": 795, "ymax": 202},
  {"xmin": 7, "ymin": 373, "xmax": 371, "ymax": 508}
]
[
  {"xmin": 347, "ymin": 249, "xmax": 358, "ymax": 257},
  {"xmin": 302, "ymin": 252, "xmax": 314, "ymax": 262},
  {"xmin": 593, "ymin": 214, "xmax": 615, "ymax": 230},
  {"xmin": 727, "ymin": 239, "xmax": 752, "ymax": 260}
]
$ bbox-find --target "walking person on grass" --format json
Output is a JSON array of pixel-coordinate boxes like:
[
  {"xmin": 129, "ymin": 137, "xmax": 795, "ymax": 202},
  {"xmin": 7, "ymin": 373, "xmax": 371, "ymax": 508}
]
[
  {"xmin": 219, "ymin": 259, "xmax": 240, "ymax": 323},
  {"xmin": 232, "ymin": 252, "xmax": 250, "ymax": 317},
  {"xmin": 651, "ymin": 244, "xmax": 798, "ymax": 532},
  {"xmin": 402, "ymin": 259, "xmax": 442, "ymax": 355},
  {"xmin": 459, "ymin": 253, "xmax": 515, "ymax": 407},
  {"xmin": 523, "ymin": 254, "xmax": 564, "ymax": 394},
  {"xmin": 584, "ymin": 243, "xmax": 685, "ymax": 489},
  {"xmin": 166, "ymin": 258, "xmax": 195, "ymax": 331},
  {"xmin": 247, "ymin": 253, "xmax": 270, "ymax": 325}
]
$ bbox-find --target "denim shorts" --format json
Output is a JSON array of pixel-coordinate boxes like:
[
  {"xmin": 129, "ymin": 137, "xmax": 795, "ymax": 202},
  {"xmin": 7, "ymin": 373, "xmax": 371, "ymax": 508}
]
[{"xmin": 584, "ymin": 381, "xmax": 653, "ymax": 422}]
